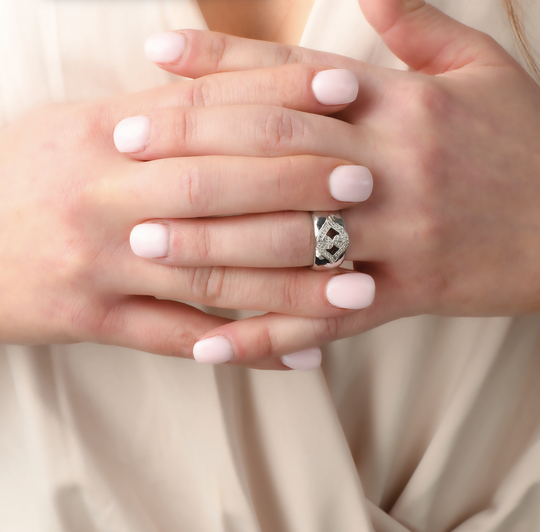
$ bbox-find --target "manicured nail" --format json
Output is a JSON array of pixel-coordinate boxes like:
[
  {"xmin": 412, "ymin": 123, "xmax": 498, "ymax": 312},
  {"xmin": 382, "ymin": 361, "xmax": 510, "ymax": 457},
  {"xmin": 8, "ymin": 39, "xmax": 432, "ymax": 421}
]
[
  {"xmin": 281, "ymin": 348, "xmax": 322, "ymax": 371},
  {"xmin": 326, "ymin": 273, "xmax": 375, "ymax": 309},
  {"xmin": 312, "ymin": 69, "xmax": 359, "ymax": 105},
  {"xmin": 193, "ymin": 336, "xmax": 234, "ymax": 365},
  {"xmin": 114, "ymin": 116, "xmax": 150, "ymax": 153},
  {"xmin": 330, "ymin": 166, "xmax": 373, "ymax": 202},
  {"xmin": 130, "ymin": 224, "xmax": 169, "ymax": 258},
  {"xmin": 145, "ymin": 32, "xmax": 187, "ymax": 64}
]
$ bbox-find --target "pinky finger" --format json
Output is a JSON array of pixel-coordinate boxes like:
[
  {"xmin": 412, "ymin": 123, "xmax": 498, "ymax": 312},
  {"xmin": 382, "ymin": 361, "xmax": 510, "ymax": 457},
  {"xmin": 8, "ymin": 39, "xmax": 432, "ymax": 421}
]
[
  {"xmin": 90, "ymin": 296, "xmax": 231, "ymax": 358},
  {"xmin": 192, "ymin": 273, "xmax": 404, "ymax": 370},
  {"xmin": 192, "ymin": 312, "xmax": 348, "ymax": 371}
]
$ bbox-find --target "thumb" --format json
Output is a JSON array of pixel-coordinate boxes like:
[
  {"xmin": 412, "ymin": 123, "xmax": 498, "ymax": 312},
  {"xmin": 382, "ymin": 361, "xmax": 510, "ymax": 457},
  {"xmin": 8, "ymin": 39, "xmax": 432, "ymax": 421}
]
[{"xmin": 358, "ymin": 0, "xmax": 510, "ymax": 74}]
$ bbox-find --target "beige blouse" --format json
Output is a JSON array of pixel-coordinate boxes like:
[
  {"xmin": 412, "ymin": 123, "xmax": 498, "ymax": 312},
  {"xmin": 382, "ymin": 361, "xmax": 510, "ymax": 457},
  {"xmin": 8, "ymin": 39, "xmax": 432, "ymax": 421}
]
[{"xmin": 1, "ymin": 1, "xmax": 540, "ymax": 531}]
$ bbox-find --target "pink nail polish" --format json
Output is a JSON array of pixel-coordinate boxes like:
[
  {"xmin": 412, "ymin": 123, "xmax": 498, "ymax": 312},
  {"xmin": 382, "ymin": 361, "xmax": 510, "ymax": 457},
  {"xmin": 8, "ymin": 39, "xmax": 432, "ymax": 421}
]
[
  {"xmin": 326, "ymin": 273, "xmax": 375, "ymax": 309},
  {"xmin": 193, "ymin": 337, "xmax": 234, "ymax": 364},
  {"xmin": 130, "ymin": 224, "xmax": 169, "ymax": 258},
  {"xmin": 113, "ymin": 116, "xmax": 150, "ymax": 153},
  {"xmin": 281, "ymin": 348, "xmax": 322, "ymax": 371},
  {"xmin": 145, "ymin": 32, "xmax": 187, "ymax": 64},
  {"xmin": 312, "ymin": 69, "xmax": 359, "ymax": 106},
  {"xmin": 329, "ymin": 166, "xmax": 373, "ymax": 202}
]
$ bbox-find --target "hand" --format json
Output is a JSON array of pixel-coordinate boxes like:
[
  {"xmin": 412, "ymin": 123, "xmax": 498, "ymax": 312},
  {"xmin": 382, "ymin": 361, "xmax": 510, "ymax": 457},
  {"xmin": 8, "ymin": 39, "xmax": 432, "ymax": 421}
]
[
  {"xmin": 132, "ymin": 0, "xmax": 540, "ymax": 368},
  {"xmin": 0, "ymin": 71, "xmax": 370, "ymax": 369}
]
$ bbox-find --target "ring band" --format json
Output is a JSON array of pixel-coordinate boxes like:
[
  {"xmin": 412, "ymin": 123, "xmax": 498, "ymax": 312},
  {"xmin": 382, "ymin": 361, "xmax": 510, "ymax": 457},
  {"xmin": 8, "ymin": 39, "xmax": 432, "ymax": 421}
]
[{"xmin": 311, "ymin": 211, "xmax": 350, "ymax": 270}]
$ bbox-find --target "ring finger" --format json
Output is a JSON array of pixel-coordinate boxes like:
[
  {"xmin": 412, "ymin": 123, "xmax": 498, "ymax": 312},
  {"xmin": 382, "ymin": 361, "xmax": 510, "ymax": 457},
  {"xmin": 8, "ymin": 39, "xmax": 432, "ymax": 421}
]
[
  {"xmin": 117, "ymin": 261, "xmax": 376, "ymax": 318},
  {"xmin": 130, "ymin": 211, "xmax": 315, "ymax": 268}
]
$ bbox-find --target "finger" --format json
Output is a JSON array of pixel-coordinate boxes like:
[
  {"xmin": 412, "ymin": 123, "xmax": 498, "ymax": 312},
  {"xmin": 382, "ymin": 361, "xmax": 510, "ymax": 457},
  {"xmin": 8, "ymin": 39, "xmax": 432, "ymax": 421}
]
[
  {"xmin": 91, "ymin": 296, "xmax": 230, "ymax": 358},
  {"xmin": 125, "ymin": 200, "xmax": 383, "ymax": 270},
  {"xmin": 190, "ymin": 268, "xmax": 400, "ymax": 367},
  {"xmin": 117, "ymin": 260, "xmax": 375, "ymax": 318},
  {"xmin": 113, "ymin": 105, "xmax": 369, "ymax": 162},
  {"xmin": 144, "ymin": 30, "xmax": 377, "ymax": 78},
  {"xmin": 130, "ymin": 212, "xmax": 315, "ymax": 268},
  {"xmin": 93, "ymin": 296, "xmax": 293, "ymax": 370},
  {"xmin": 128, "ymin": 191, "xmax": 379, "ymax": 267},
  {"xmin": 357, "ymin": 0, "xmax": 513, "ymax": 75},
  {"xmin": 117, "ymin": 64, "xmax": 360, "ymax": 123},
  {"xmin": 108, "ymin": 156, "xmax": 373, "ymax": 222}
]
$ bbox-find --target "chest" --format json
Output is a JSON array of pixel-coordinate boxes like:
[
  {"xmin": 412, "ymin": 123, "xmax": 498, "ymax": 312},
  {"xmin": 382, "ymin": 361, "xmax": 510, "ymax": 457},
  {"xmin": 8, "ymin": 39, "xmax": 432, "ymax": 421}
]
[{"xmin": 196, "ymin": 0, "xmax": 316, "ymax": 44}]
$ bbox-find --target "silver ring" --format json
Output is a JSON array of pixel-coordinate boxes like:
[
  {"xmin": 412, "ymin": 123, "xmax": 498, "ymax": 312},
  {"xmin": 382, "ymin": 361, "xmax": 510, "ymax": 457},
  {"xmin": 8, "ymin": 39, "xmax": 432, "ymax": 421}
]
[{"xmin": 311, "ymin": 211, "xmax": 349, "ymax": 270}]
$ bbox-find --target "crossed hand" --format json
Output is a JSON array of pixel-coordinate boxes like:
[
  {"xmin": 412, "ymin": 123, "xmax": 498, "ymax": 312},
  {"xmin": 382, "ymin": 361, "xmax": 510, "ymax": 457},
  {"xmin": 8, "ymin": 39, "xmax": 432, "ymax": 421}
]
[{"xmin": 2, "ymin": 0, "xmax": 540, "ymax": 370}]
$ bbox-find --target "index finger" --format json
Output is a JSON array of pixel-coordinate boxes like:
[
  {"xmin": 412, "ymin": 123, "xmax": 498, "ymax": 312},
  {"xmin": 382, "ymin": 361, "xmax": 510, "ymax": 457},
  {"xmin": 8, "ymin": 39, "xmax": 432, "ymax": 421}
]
[{"xmin": 144, "ymin": 29, "xmax": 379, "ymax": 80}]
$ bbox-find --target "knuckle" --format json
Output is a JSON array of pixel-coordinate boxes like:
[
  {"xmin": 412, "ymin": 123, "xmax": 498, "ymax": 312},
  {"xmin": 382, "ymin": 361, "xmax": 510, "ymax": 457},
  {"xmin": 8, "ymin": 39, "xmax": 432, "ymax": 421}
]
[
  {"xmin": 251, "ymin": 326, "xmax": 276, "ymax": 360},
  {"xmin": 172, "ymin": 108, "xmax": 196, "ymax": 152},
  {"xmin": 190, "ymin": 266, "xmax": 226, "ymax": 301},
  {"xmin": 93, "ymin": 305, "xmax": 125, "ymax": 341},
  {"xmin": 475, "ymin": 32, "xmax": 500, "ymax": 54},
  {"xmin": 312, "ymin": 317, "xmax": 341, "ymax": 344},
  {"xmin": 168, "ymin": 324, "xmax": 199, "ymax": 357},
  {"xmin": 407, "ymin": 212, "xmax": 442, "ymax": 254},
  {"xmin": 179, "ymin": 163, "xmax": 210, "ymax": 213},
  {"xmin": 171, "ymin": 222, "xmax": 212, "ymax": 263},
  {"xmin": 420, "ymin": 269, "xmax": 451, "ymax": 313},
  {"xmin": 410, "ymin": 78, "xmax": 450, "ymax": 116},
  {"xmin": 257, "ymin": 107, "xmax": 303, "ymax": 154},
  {"xmin": 60, "ymin": 176, "xmax": 92, "ymax": 221},
  {"xmin": 276, "ymin": 45, "xmax": 305, "ymax": 66},
  {"xmin": 394, "ymin": 80, "xmax": 454, "ymax": 198},
  {"xmin": 396, "ymin": 78, "xmax": 453, "ymax": 142},
  {"xmin": 210, "ymin": 34, "xmax": 228, "ymax": 71},
  {"xmin": 270, "ymin": 212, "xmax": 312, "ymax": 265},
  {"xmin": 193, "ymin": 222, "xmax": 212, "ymax": 262},
  {"xmin": 66, "ymin": 297, "xmax": 118, "ymax": 343},
  {"xmin": 59, "ymin": 297, "xmax": 89, "ymax": 340},
  {"xmin": 393, "ymin": 208, "xmax": 445, "ymax": 282},
  {"xmin": 279, "ymin": 270, "xmax": 305, "ymax": 311},
  {"xmin": 189, "ymin": 76, "xmax": 213, "ymax": 107}
]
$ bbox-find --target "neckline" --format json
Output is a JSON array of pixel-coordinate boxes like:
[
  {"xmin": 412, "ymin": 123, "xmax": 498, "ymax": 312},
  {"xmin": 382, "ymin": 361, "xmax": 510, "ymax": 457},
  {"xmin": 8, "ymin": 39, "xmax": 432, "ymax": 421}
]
[{"xmin": 191, "ymin": 0, "xmax": 321, "ymax": 47}]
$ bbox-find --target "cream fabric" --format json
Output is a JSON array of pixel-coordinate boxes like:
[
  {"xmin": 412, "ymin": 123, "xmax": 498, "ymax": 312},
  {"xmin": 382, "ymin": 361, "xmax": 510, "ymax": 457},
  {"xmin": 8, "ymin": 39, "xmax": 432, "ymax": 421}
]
[{"xmin": 1, "ymin": 1, "xmax": 540, "ymax": 531}]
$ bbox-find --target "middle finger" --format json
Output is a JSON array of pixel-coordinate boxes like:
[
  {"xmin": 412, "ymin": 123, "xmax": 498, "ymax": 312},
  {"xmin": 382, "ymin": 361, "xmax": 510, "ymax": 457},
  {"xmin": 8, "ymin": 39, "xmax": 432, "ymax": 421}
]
[
  {"xmin": 109, "ymin": 155, "xmax": 373, "ymax": 221},
  {"xmin": 113, "ymin": 104, "xmax": 371, "ymax": 163}
]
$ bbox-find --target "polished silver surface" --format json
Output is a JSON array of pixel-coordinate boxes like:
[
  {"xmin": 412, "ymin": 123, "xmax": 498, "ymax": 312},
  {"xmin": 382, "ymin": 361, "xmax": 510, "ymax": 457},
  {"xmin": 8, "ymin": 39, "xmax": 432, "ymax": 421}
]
[{"xmin": 311, "ymin": 211, "xmax": 349, "ymax": 270}]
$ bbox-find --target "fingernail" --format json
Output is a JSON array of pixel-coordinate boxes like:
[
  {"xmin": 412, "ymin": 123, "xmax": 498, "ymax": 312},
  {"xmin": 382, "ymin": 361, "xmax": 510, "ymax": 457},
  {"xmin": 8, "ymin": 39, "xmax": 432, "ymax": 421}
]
[
  {"xmin": 330, "ymin": 166, "xmax": 373, "ymax": 202},
  {"xmin": 114, "ymin": 116, "xmax": 150, "ymax": 153},
  {"xmin": 312, "ymin": 69, "xmax": 359, "ymax": 106},
  {"xmin": 326, "ymin": 273, "xmax": 375, "ymax": 309},
  {"xmin": 145, "ymin": 32, "xmax": 187, "ymax": 64},
  {"xmin": 281, "ymin": 348, "xmax": 322, "ymax": 371},
  {"xmin": 193, "ymin": 336, "xmax": 234, "ymax": 365},
  {"xmin": 130, "ymin": 224, "xmax": 169, "ymax": 258}
]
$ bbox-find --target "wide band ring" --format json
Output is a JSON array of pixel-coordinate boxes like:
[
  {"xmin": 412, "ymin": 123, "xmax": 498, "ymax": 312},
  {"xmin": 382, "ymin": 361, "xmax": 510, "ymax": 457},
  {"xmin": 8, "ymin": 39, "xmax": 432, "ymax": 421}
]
[{"xmin": 311, "ymin": 211, "xmax": 350, "ymax": 270}]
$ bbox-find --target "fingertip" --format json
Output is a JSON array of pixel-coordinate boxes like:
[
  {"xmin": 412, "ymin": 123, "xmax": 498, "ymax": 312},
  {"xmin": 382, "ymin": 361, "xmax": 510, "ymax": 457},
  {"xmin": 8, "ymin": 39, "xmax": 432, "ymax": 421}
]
[
  {"xmin": 329, "ymin": 165, "xmax": 373, "ymax": 202},
  {"xmin": 145, "ymin": 32, "xmax": 187, "ymax": 64},
  {"xmin": 113, "ymin": 116, "xmax": 150, "ymax": 153},
  {"xmin": 312, "ymin": 69, "xmax": 359, "ymax": 106},
  {"xmin": 326, "ymin": 273, "xmax": 376, "ymax": 310},
  {"xmin": 281, "ymin": 347, "xmax": 322, "ymax": 371},
  {"xmin": 130, "ymin": 223, "xmax": 169, "ymax": 259},
  {"xmin": 193, "ymin": 336, "xmax": 234, "ymax": 364}
]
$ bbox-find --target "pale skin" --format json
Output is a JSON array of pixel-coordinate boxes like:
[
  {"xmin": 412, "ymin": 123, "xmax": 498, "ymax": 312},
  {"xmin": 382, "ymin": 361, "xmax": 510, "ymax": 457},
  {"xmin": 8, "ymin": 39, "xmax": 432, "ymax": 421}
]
[{"xmin": 2, "ymin": 0, "xmax": 540, "ymax": 370}]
